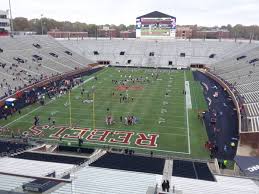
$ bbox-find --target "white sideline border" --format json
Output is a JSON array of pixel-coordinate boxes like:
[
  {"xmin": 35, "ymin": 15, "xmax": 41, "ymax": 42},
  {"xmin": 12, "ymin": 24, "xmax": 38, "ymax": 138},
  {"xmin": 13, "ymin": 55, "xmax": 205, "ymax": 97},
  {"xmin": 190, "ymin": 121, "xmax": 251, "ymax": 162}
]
[
  {"xmin": 185, "ymin": 81, "xmax": 192, "ymax": 109},
  {"xmin": 3, "ymin": 68, "xmax": 108, "ymax": 128},
  {"xmin": 184, "ymin": 71, "xmax": 191, "ymax": 155}
]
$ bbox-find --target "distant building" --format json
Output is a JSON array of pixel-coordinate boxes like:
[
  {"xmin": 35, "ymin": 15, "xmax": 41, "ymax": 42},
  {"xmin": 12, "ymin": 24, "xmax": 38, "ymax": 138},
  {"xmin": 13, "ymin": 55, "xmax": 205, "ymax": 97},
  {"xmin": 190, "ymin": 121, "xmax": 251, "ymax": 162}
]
[
  {"xmin": 176, "ymin": 26, "xmax": 192, "ymax": 39},
  {"xmin": 98, "ymin": 26, "xmax": 118, "ymax": 38},
  {"xmin": 13, "ymin": 31, "xmax": 37, "ymax": 36},
  {"xmin": 0, "ymin": 10, "xmax": 10, "ymax": 36},
  {"xmin": 136, "ymin": 11, "xmax": 176, "ymax": 39},
  {"xmin": 120, "ymin": 30, "xmax": 136, "ymax": 38},
  {"xmin": 48, "ymin": 30, "xmax": 88, "ymax": 39}
]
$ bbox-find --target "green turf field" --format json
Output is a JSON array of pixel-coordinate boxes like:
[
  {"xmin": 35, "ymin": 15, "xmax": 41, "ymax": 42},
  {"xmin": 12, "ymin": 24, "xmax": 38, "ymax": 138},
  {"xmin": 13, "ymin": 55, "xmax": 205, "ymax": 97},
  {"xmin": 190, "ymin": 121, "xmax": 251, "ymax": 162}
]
[
  {"xmin": 141, "ymin": 28, "xmax": 171, "ymax": 36},
  {"xmin": 0, "ymin": 67, "xmax": 209, "ymax": 159}
]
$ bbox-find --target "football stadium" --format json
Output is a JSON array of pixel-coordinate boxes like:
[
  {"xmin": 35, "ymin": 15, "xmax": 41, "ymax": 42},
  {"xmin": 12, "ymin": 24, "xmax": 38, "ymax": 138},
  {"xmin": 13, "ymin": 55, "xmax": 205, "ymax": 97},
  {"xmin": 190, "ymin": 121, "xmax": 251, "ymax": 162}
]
[{"xmin": 0, "ymin": 2, "xmax": 259, "ymax": 193}]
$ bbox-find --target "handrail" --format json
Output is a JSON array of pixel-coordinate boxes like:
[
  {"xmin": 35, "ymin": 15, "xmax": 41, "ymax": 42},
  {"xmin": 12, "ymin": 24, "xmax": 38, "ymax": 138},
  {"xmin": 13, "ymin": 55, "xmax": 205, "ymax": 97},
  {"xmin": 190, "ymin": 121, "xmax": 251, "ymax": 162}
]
[{"xmin": 0, "ymin": 171, "xmax": 72, "ymax": 183}]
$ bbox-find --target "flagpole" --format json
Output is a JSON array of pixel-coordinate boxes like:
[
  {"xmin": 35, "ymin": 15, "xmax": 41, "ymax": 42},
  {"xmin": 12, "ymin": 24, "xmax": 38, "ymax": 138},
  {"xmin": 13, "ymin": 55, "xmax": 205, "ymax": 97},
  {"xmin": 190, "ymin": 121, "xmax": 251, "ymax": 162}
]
[{"xmin": 8, "ymin": 0, "xmax": 14, "ymax": 36}]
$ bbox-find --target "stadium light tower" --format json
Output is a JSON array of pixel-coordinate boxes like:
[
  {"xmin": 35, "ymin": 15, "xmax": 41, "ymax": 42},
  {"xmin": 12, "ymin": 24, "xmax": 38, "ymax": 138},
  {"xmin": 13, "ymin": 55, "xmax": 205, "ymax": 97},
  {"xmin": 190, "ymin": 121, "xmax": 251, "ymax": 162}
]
[
  {"xmin": 8, "ymin": 0, "xmax": 14, "ymax": 37},
  {"xmin": 41, "ymin": 14, "xmax": 44, "ymax": 35},
  {"xmin": 95, "ymin": 26, "xmax": 98, "ymax": 40}
]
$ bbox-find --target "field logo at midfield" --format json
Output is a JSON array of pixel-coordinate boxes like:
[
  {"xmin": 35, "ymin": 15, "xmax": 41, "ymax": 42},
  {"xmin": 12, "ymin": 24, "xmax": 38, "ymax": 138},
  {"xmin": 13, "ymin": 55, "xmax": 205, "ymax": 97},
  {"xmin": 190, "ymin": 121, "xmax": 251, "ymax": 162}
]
[
  {"xmin": 115, "ymin": 85, "xmax": 144, "ymax": 91},
  {"xmin": 28, "ymin": 125, "xmax": 159, "ymax": 148}
]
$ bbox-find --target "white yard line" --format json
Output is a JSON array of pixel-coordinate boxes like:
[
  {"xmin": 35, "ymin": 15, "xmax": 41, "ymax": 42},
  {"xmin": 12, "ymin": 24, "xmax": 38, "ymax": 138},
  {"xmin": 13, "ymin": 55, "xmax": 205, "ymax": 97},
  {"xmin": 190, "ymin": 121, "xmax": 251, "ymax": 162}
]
[
  {"xmin": 185, "ymin": 81, "xmax": 192, "ymax": 109},
  {"xmin": 3, "ymin": 73, "xmax": 102, "ymax": 128},
  {"xmin": 3, "ymin": 100, "xmax": 55, "ymax": 128},
  {"xmin": 184, "ymin": 71, "xmax": 191, "ymax": 155}
]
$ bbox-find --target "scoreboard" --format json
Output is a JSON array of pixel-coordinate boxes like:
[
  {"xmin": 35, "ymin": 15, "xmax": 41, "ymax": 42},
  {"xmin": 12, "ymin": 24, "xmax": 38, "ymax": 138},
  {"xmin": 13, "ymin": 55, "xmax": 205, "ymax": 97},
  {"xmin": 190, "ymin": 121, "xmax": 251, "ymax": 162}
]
[{"xmin": 136, "ymin": 17, "xmax": 176, "ymax": 38}]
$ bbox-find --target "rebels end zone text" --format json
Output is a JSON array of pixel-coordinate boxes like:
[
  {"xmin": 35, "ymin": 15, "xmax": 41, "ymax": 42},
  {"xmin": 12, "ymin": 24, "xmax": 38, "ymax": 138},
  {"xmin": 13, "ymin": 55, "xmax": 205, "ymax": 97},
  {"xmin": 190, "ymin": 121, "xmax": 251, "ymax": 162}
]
[{"xmin": 28, "ymin": 125, "xmax": 159, "ymax": 148}]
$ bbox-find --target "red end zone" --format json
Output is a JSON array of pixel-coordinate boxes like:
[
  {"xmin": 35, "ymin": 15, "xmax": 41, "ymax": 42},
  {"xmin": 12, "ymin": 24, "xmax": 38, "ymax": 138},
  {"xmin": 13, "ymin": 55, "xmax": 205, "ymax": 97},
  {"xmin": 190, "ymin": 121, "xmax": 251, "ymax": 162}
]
[{"xmin": 28, "ymin": 125, "xmax": 159, "ymax": 148}]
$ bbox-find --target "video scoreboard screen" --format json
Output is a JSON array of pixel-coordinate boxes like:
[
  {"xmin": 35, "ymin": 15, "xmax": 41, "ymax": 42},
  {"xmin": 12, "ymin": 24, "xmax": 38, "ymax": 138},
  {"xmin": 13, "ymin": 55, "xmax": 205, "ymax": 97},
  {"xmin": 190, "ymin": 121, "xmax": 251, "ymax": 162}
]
[{"xmin": 136, "ymin": 17, "xmax": 176, "ymax": 37}]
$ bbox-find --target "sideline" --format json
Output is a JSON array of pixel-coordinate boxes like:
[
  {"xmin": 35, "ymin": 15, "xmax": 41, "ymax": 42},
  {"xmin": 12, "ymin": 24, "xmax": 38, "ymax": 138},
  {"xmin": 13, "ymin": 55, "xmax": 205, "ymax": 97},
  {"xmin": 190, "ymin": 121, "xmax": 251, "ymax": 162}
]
[
  {"xmin": 3, "ymin": 68, "xmax": 109, "ymax": 128},
  {"xmin": 184, "ymin": 71, "xmax": 191, "ymax": 155}
]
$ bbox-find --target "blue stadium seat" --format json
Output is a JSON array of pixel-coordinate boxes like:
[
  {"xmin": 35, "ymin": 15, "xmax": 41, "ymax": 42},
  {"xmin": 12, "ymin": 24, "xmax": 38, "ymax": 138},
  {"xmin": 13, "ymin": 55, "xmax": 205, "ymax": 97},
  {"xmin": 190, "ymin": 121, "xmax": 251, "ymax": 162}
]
[
  {"xmin": 90, "ymin": 152, "xmax": 165, "ymax": 175},
  {"xmin": 13, "ymin": 152, "xmax": 87, "ymax": 165},
  {"xmin": 173, "ymin": 160, "xmax": 196, "ymax": 179}
]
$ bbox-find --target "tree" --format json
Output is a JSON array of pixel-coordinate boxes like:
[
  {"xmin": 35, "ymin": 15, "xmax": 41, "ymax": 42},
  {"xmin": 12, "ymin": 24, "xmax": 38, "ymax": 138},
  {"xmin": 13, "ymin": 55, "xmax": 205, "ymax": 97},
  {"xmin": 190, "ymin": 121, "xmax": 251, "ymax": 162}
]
[
  {"xmin": 13, "ymin": 17, "xmax": 30, "ymax": 31},
  {"xmin": 118, "ymin": 24, "xmax": 127, "ymax": 31},
  {"xmin": 87, "ymin": 24, "xmax": 98, "ymax": 37},
  {"xmin": 12, "ymin": 16, "xmax": 259, "ymax": 39},
  {"xmin": 127, "ymin": 25, "xmax": 135, "ymax": 31}
]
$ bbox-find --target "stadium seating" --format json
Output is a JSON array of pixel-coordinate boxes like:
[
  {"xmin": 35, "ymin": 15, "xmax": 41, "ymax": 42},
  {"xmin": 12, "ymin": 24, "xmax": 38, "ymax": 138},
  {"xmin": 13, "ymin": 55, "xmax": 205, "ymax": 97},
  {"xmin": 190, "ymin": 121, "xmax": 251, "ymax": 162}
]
[
  {"xmin": 172, "ymin": 160, "xmax": 196, "ymax": 179},
  {"xmin": 242, "ymin": 91, "xmax": 259, "ymax": 104},
  {"xmin": 22, "ymin": 172, "xmax": 69, "ymax": 193},
  {"xmin": 90, "ymin": 152, "xmax": 165, "ymax": 175},
  {"xmin": 211, "ymin": 45, "xmax": 259, "ymax": 132},
  {"xmin": 59, "ymin": 38, "xmax": 258, "ymax": 68},
  {"xmin": 245, "ymin": 103, "xmax": 259, "ymax": 117},
  {"xmin": 0, "ymin": 140, "xmax": 30, "ymax": 156},
  {"xmin": 52, "ymin": 166, "xmax": 161, "ymax": 194},
  {"xmin": 193, "ymin": 162, "xmax": 215, "ymax": 181},
  {"xmin": 0, "ymin": 35, "xmax": 93, "ymax": 98},
  {"xmin": 1, "ymin": 35, "xmax": 259, "ymax": 193},
  {"xmin": 169, "ymin": 175, "xmax": 259, "ymax": 194},
  {"xmin": 57, "ymin": 145, "xmax": 95, "ymax": 154},
  {"xmin": 0, "ymin": 175, "xmax": 32, "ymax": 192},
  {"xmin": 172, "ymin": 160, "xmax": 216, "ymax": 181},
  {"xmin": 51, "ymin": 161, "xmax": 258, "ymax": 194},
  {"xmin": 0, "ymin": 157, "xmax": 74, "ymax": 177},
  {"xmin": 13, "ymin": 151, "xmax": 87, "ymax": 165}
]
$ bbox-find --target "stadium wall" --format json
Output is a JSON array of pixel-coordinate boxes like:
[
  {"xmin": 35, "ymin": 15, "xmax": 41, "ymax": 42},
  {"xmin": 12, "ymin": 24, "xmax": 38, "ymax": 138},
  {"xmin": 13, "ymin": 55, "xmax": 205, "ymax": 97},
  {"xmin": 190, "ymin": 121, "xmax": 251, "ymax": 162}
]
[{"xmin": 238, "ymin": 133, "xmax": 259, "ymax": 149}]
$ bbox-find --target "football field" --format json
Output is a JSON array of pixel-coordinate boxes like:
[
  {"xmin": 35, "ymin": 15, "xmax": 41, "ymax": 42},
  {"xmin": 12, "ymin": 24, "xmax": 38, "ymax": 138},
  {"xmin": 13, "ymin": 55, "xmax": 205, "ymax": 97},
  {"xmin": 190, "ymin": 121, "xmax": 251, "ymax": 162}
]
[
  {"xmin": 0, "ymin": 67, "xmax": 209, "ymax": 159},
  {"xmin": 141, "ymin": 28, "xmax": 171, "ymax": 36}
]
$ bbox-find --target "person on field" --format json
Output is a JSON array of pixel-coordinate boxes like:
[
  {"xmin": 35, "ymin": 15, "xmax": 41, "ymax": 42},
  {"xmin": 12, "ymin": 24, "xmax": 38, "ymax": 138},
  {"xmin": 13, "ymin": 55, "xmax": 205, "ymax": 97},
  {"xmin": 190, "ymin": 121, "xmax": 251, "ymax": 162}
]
[
  {"xmin": 106, "ymin": 115, "xmax": 113, "ymax": 125},
  {"xmin": 124, "ymin": 117, "xmax": 128, "ymax": 125},
  {"xmin": 34, "ymin": 116, "xmax": 39, "ymax": 126}
]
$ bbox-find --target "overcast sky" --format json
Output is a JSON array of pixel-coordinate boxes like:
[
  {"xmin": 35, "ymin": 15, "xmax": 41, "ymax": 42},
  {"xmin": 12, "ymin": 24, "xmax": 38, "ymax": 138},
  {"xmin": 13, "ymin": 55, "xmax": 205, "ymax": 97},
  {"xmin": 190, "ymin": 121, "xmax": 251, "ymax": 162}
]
[{"xmin": 2, "ymin": 0, "xmax": 259, "ymax": 26}]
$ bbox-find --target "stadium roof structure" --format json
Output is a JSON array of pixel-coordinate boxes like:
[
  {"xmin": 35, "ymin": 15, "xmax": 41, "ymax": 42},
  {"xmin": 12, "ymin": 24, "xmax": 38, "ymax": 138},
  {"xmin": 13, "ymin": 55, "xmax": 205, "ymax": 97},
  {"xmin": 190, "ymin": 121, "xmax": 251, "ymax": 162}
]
[{"xmin": 136, "ymin": 11, "xmax": 176, "ymax": 19}]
